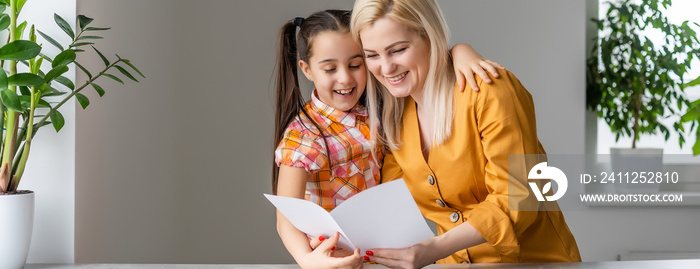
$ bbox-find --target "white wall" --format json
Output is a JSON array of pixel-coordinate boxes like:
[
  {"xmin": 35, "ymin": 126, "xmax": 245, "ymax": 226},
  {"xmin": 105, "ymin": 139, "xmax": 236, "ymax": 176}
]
[
  {"xmin": 17, "ymin": 0, "xmax": 76, "ymax": 264},
  {"xmin": 68, "ymin": 0, "xmax": 700, "ymax": 264}
]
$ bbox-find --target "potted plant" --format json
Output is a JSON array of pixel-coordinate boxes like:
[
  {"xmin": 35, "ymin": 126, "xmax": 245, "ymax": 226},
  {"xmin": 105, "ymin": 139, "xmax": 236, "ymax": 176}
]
[
  {"xmin": 0, "ymin": 0, "xmax": 143, "ymax": 267},
  {"xmin": 586, "ymin": 0, "xmax": 700, "ymax": 192},
  {"xmin": 680, "ymin": 76, "xmax": 700, "ymax": 155}
]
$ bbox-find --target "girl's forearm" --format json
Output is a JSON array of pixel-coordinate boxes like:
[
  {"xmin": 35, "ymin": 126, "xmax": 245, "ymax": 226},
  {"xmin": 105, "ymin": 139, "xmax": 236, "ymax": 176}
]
[{"xmin": 276, "ymin": 211, "xmax": 314, "ymax": 262}]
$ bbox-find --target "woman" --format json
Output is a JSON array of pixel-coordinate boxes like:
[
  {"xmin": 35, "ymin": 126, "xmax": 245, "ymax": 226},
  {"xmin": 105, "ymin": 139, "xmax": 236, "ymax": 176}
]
[{"xmin": 350, "ymin": 0, "xmax": 582, "ymax": 267}]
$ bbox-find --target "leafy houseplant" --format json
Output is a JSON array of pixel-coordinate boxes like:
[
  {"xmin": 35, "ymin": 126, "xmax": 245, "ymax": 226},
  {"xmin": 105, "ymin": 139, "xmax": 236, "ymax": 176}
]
[
  {"xmin": 0, "ymin": 0, "xmax": 143, "ymax": 193},
  {"xmin": 680, "ymin": 76, "xmax": 700, "ymax": 155},
  {"xmin": 587, "ymin": 0, "xmax": 700, "ymax": 150},
  {"xmin": 0, "ymin": 0, "xmax": 142, "ymax": 267}
]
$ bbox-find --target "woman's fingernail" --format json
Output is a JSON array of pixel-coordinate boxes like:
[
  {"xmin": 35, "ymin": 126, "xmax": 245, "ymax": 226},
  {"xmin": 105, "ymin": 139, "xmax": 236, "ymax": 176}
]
[
  {"xmin": 366, "ymin": 250, "xmax": 373, "ymax": 256},
  {"xmin": 364, "ymin": 256, "xmax": 370, "ymax": 261},
  {"xmin": 331, "ymin": 246, "xmax": 336, "ymax": 250},
  {"xmin": 319, "ymin": 236, "xmax": 325, "ymax": 241}
]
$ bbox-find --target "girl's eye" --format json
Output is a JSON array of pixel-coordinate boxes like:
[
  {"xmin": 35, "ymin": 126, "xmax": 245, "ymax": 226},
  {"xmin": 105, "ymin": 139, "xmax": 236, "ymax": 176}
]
[
  {"xmin": 349, "ymin": 65, "xmax": 361, "ymax": 69},
  {"xmin": 324, "ymin": 68, "xmax": 336, "ymax": 73}
]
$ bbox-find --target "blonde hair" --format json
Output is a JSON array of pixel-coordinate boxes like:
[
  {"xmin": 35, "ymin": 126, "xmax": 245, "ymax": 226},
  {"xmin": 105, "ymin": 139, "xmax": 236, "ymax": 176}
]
[{"xmin": 351, "ymin": 0, "xmax": 455, "ymax": 150}]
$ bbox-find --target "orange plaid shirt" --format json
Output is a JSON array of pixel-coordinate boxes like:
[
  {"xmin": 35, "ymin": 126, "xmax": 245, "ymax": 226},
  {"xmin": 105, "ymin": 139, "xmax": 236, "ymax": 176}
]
[{"xmin": 275, "ymin": 91, "xmax": 383, "ymax": 212}]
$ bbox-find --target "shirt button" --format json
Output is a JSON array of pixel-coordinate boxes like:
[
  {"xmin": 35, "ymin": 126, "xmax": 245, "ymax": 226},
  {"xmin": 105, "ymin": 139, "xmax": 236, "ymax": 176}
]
[
  {"xmin": 428, "ymin": 175, "xmax": 435, "ymax": 185},
  {"xmin": 450, "ymin": 212, "xmax": 460, "ymax": 223},
  {"xmin": 436, "ymin": 199, "xmax": 445, "ymax": 207}
]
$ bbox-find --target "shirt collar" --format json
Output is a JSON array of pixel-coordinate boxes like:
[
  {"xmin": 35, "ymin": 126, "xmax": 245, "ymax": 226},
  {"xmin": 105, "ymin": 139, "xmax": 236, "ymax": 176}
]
[{"xmin": 311, "ymin": 90, "xmax": 367, "ymax": 127}]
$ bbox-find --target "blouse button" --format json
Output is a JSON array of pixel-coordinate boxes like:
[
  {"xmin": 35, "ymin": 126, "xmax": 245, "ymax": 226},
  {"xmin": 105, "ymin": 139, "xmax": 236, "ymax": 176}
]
[
  {"xmin": 450, "ymin": 212, "xmax": 460, "ymax": 223},
  {"xmin": 436, "ymin": 199, "xmax": 445, "ymax": 207},
  {"xmin": 428, "ymin": 175, "xmax": 435, "ymax": 185}
]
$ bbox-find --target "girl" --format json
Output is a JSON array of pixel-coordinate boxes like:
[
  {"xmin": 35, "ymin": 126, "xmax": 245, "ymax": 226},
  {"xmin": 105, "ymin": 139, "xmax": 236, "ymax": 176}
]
[{"xmin": 272, "ymin": 9, "xmax": 504, "ymax": 269}]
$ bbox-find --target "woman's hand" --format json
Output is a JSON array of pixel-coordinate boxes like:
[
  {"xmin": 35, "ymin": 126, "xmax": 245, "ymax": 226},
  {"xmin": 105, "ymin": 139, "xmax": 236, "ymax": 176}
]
[
  {"xmin": 364, "ymin": 240, "xmax": 437, "ymax": 269},
  {"xmin": 451, "ymin": 43, "xmax": 505, "ymax": 92},
  {"xmin": 299, "ymin": 232, "xmax": 364, "ymax": 269}
]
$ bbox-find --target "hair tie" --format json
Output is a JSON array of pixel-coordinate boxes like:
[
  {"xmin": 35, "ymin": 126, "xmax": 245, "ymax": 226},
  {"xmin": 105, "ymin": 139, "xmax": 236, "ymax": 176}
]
[{"xmin": 294, "ymin": 17, "xmax": 304, "ymax": 27}]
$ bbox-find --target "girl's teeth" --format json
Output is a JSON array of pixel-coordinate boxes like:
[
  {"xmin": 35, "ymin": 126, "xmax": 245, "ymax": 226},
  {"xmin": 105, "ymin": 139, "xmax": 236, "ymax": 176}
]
[
  {"xmin": 388, "ymin": 72, "xmax": 407, "ymax": 82},
  {"xmin": 335, "ymin": 88, "xmax": 353, "ymax": 95}
]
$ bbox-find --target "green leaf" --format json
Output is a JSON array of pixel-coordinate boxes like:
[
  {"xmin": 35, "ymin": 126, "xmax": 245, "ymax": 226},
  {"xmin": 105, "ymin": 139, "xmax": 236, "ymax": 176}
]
[
  {"xmin": 0, "ymin": 3, "xmax": 5, "ymax": 13},
  {"xmin": 1, "ymin": 89, "xmax": 22, "ymax": 112},
  {"xmin": 54, "ymin": 13, "xmax": 75, "ymax": 39},
  {"xmin": 121, "ymin": 59, "xmax": 145, "ymax": 78},
  {"xmin": 16, "ymin": 0, "xmax": 27, "ymax": 13},
  {"xmin": 0, "ymin": 14, "xmax": 10, "ymax": 30},
  {"xmin": 52, "ymin": 49, "xmax": 76, "ymax": 68},
  {"xmin": 9, "ymin": 73, "xmax": 45, "ymax": 87},
  {"xmin": 16, "ymin": 21, "xmax": 27, "ymax": 39},
  {"xmin": 684, "ymin": 75, "xmax": 700, "ymax": 87},
  {"xmin": 50, "ymin": 109, "xmax": 65, "ymax": 132},
  {"xmin": 84, "ymin": 26, "xmax": 111, "ymax": 31},
  {"xmin": 54, "ymin": 75, "xmax": 75, "ymax": 90},
  {"xmin": 103, "ymin": 73, "xmax": 123, "ymax": 84},
  {"xmin": 91, "ymin": 83, "xmax": 105, "ymax": 97},
  {"xmin": 19, "ymin": 95, "xmax": 49, "ymax": 109},
  {"xmin": 77, "ymin": 35, "xmax": 103, "ymax": 40},
  {"xmin": 0, "ymin": 40, "xmax": 42, "ymax": 61},
  {"xmin": 37, "ymin": 30, "xmax": 64, "ymax": 51},
  {"xmin": 75, "ymin": 61, "xmax": 92, "ymax": 79},
  {"xmin": 69, "ymin": 42, "xmax": 94, "ymax": 47},
  {"xmin": 92, "ymin": 46, "xmax": 109, "ymax": 66},
  {"xmin": 77, "ymin": 15, "xmax": 94, "ymax": 30},
  {"xmin": 19, "ymin": 86, "xmax": 30, "ymax": 96},
  {"xmin": 44, "ymin": 65, "xmax": 69, "ymax": 82},
  {"xmin": 75, "ymin": 92, "xmax": 89, "ymax": 109},
  {"xmin": 41, "ymin": 86, "xmax": 66, "ymax": 97},
  {"xmin": 0, "ymin": 69, "xmax": 7, "ymax": 90},
  {"xmin": 115, "ymin": 65, "xmax": 138, "ymax": 82}
]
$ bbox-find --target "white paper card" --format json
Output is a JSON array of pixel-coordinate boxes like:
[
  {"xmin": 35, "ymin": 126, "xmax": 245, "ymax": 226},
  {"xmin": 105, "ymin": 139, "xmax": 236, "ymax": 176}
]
[{"xmin": 264, "ymin": 179, "xmax": 435, "ymax": 252}]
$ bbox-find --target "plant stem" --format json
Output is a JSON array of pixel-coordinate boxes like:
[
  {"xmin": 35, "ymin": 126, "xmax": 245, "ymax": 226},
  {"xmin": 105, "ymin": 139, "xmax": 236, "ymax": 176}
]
[
  {"xmin": 2, "ymin": 0, "xmax": 19, "ymax": 191},
  {"xmin": 12, "ymin": 86, "xmax": 36, "ymax": 188}
]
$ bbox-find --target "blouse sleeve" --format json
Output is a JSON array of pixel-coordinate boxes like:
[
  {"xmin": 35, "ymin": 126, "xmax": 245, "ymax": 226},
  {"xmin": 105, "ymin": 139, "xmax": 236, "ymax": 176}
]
[
  {"xmin": 380, "ymin": 149, "xmax": 404, "ymax": 183},
  {"xmin": 464, "ymin": 70, "xmax": 545, "ymax": 262},
  {"xmin": 275, "ymin": 124, "xmax": 327, "ymax": 174}
]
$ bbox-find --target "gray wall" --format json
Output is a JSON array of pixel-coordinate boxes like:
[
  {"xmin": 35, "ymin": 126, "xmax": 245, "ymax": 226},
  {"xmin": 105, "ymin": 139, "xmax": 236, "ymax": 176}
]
[{"xmin": 73, "ymin": 0, "xmax": 700, "ymax": 264}]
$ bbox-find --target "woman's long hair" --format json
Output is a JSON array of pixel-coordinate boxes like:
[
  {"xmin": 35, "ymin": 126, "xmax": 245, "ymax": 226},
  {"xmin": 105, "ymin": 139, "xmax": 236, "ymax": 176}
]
[{"xmin": 351, "ymin": 0, "xmax": 455, "ymax": 151}]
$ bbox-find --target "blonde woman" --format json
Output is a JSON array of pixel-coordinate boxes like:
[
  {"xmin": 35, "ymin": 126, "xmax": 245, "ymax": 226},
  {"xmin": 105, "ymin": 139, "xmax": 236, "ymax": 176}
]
[{"xmin": 351, "ymin": 0, "xmax": 581, "ymax": 267}]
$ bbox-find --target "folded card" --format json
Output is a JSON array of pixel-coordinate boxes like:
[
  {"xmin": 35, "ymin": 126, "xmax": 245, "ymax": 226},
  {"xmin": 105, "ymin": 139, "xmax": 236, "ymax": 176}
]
[{"xmin": 264, "ymin": 179, "xmax": 435, "ymax": 251}]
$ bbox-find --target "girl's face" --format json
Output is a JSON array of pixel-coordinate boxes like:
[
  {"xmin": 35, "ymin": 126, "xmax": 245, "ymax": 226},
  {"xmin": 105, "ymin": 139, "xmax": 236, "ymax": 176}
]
[
  {"xmin": 359, "ymin": 17, "xmax": 430, "ymax": 99},
  {"xmin": 299, "ymin": 31, "xmax": 366, "ymax": 112}
]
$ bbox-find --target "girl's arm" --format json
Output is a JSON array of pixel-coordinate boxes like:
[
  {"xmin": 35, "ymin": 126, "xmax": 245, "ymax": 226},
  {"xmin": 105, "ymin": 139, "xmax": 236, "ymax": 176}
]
[
  {"xmin": 451, "ymin": 43, "xmax": 505, "ymax": 92},
  {"xmin": 276, "ymin": 165, "xmax": 363, "ymax": 269}
]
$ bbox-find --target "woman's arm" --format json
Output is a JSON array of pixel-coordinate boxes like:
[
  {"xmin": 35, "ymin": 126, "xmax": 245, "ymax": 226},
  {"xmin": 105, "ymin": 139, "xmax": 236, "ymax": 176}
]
[
  {"xmin": 451, "ymin": 43, "xmax": 505, "ymax": 92},
  {"xmin": 276, "ymin": 165, "xmax": 363, "ymax": 269}
]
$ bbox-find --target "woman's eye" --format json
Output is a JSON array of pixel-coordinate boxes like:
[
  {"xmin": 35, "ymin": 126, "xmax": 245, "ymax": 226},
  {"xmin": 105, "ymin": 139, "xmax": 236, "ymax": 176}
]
[
  {"xmin": 392, "ymin": 48, "xmax": 407, "ymax": 54},
  {"xmin": 365, "ymin": 54, "xmax": 378, "ymax": 59}
]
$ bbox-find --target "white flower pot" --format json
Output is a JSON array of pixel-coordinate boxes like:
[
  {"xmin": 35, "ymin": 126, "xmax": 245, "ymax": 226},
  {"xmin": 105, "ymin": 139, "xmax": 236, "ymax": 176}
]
[
  {"xmin": 610, "ymin": 148, "xmax": 663, "ymax": 193},
  {"xmin": 0, "ymin": 191, "xmax": 35, "ymax": 269}
]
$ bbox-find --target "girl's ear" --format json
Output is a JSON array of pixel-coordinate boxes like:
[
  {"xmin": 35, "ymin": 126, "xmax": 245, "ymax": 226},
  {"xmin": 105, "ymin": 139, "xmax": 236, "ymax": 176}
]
[{"xmin": 299, "ymin": 60, "xmax": 313, "ymax": 82}]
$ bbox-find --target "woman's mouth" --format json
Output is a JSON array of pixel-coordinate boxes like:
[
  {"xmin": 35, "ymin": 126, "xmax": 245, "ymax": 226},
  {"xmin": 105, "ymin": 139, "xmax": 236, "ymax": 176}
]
[{"xmin": 386, "ymin": 71, "xmax": 408, "ymax": 85}]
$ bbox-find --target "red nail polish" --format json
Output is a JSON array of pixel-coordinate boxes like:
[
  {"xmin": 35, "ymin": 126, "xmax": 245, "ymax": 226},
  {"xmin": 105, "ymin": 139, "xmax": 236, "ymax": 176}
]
[
  {"xmin": 319, "ymin": 236, "xmax": 325, "ymax": 241},
  {"xmin": 366, "ymin": 250, "xmax": 373, "ymax": 256},
  {"xmin": 363, "ymin": 256, "xmax": 370, "ymax": 261},
  {"xmin": 331, "ymin": 246, "xmax": 336, "ymax": 251}
]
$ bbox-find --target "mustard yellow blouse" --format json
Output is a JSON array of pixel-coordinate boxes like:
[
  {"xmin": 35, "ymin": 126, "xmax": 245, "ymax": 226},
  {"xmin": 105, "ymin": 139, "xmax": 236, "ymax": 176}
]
[{"xmin": 381, "ymin": 70, "xmax": 581, "ymax": 263}]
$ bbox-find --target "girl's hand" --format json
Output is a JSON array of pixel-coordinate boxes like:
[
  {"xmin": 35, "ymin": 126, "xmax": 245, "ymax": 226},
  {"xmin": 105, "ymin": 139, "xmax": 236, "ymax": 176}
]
[
  {"xmin": 309, "ymin": 234, "xmax": 355, "ymax": 258},
  {"xmin": 299, "ymin": 232, "xmax": 364, "ymax": 269},
  {"xmin": 451, "ymin": 43, "xmax": 505, "ymax": 92}
]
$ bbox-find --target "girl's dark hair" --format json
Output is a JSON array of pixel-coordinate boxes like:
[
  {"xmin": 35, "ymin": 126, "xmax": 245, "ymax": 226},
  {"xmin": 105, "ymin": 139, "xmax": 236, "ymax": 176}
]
[{"xmin": 272, "ymin": 10, "xmax": 353, "ymax": 194}]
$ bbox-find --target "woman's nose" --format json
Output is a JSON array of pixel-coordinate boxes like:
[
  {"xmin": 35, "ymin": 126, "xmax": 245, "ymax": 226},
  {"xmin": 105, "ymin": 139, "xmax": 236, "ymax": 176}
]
[{"xmin": 380, "ymin": 58, "xmax": 396, "ymax": 75}]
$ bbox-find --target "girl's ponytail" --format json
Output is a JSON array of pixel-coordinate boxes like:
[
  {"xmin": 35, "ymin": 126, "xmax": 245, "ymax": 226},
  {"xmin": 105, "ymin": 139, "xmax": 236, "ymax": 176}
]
[{"xmin": 272, "ymin": 20, "xmax": 305, "ymax": 195}]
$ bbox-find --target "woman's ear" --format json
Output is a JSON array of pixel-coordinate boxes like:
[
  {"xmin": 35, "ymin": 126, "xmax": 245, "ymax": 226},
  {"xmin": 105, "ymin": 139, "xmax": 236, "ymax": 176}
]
[{"xmin": 299, "ymin": 60, "xmax": 313, "ymax": 82}]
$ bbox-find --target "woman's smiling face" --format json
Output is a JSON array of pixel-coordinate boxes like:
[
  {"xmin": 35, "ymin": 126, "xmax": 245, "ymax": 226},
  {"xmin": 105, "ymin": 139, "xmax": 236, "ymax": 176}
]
[{"xmin": 359, "ymin": 17, "xmax": 431, "ymax": 99}]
